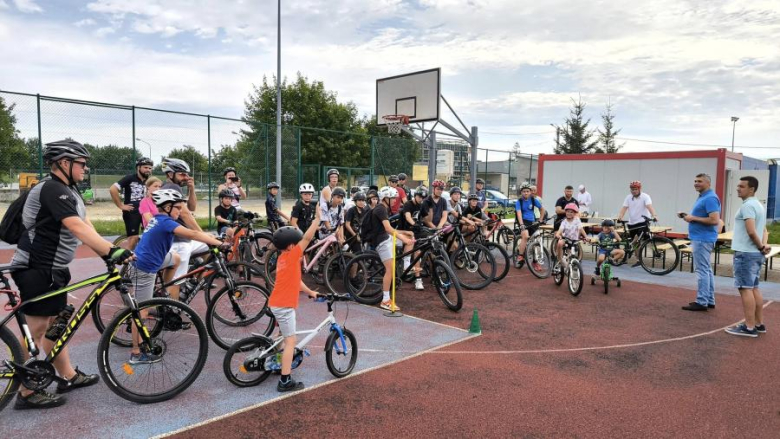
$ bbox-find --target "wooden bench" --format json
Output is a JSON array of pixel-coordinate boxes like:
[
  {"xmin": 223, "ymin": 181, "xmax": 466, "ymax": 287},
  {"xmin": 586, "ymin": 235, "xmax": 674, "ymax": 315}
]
[
  {"xmin": 679, "ymin": 247, "xmax": 694, "ymax": 273},
  {"xmin": 657, "ymin": 240, "xmax": 690, "ymax": 251},
  {"xmin": 764, "ymin": 245, "xmax": 780, "ymax": 281}
]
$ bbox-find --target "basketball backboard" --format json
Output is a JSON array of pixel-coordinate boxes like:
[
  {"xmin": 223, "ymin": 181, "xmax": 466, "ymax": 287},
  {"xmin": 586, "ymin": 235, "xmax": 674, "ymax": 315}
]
[{"xmin": 376, "ymin": 68, "xmax": 440, "ymax": 125}]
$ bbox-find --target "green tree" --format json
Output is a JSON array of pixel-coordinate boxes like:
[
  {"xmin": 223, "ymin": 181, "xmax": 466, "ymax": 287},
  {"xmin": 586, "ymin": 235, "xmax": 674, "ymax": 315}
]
[
  {"xmin": 84, "ymin": 143, "xmax": 136, "ymax": 172},
  {"xmin": 596, "ymin": 101, "xmax": 624, "ymax": 154},
  {"xmin": 0, "ymin": 97, "xmax": 31, "ymax": 182},
  {"xmin": 168, "ymin": 145, "xmax": 208, "ymax": 174},
  {"xmin": 555, "ymin": 97, "xmax": 598, "ymax": 154}
]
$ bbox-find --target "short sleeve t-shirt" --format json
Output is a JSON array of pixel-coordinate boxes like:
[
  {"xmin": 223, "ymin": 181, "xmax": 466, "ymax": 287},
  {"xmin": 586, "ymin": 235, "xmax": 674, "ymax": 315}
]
[
  {"xmin": 447, "ymin": 200, "xmax": 462, "ymax": 223},
  {"xmin": 161, "ymin": 181, "xmax": 189, "ymax": 243},
  {"xmin": 134, "ymin": 215, "xmax": 181, "ymax": 273},
  {"xmin": 399, "ymin": 200, "xmax": 421, "ymax": 231},
  {"xmin": 420, "ymin": 196, "xmax": 448, "ymax": 226},
  {"xmin": 268, "ymin": 245, "xmax": 304, "ymax": 308},
  {"xmin": 369, "ymin": 203, "xmax": 390, "ymax": 247},
  {"xmin": 138, "ymin": 197, "xmax": 158, "ymax": 229},
  {"xmin": 391, "ymin": 187, "xmax": 406, "ymax": 214},
  {"xmin": 215, "ymin": 205, "xmax": 237, "ymax": 224},
  {"xmin": 265, "ymin": 194, "xmax": 280, "ymax": 223},
  {"xmin": 732, "ymin": 197, "xmax": 767, "ymax": 253},
  {"xmin": 555, "ymin": 196, "xmax": 577, "ymax": 223},
  {"xmin": 598, "ymin": 231, "xmax": 619, "ymax": 249},
  {"xmin": 345, "ymin": 206, "xmax": 363, "ymax": 237},
  {"xmin": 622, "ymin": 193, "xmax": 653, "ymax": 225},
  {"xmin": 291, "ymin": 200, "xmax": 315, "ymax": 232},
  {"xmin": 320, "ymin": 204, "xmax": 344, "ymax": 236},
  {"xmin": 463, "ymin": 205, "xmax": 483, "ymax": 219},
  {"xmin": 559, "ymin": 217, "xmax": 582, "ymax": 241},
  {"xmin": 115, "ymin": 174, "xmax": 146, "ymax": 208},
  {"xmin": 688, "ymin": 189, "xmax": 721, "ymax": 243},
  {"xmin": 516, "ymin": 197, "xmax": 542, "ymax": 222},
  {"xmin": 474, "ymin": 190, "xmax": 486, "ymax": 209}
]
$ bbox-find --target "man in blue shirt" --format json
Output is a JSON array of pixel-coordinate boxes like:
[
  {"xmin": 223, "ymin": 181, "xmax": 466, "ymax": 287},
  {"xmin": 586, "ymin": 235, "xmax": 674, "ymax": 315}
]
[
  {"xmin": 514, "ymin": 183, "xmax": 545, "ymax": 268},
  {"xmin": 725, "ymin": 176, "xmax": 770, "ymax": 338},
  {"xmin": 681, "ymin": 173, "xmax": 721, "ymax": 312}
]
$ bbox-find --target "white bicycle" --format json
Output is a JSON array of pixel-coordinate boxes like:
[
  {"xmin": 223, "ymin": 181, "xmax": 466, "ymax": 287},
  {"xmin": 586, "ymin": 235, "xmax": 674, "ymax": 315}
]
[{"xmin": 222, "ymin": 293, "xmax": 358, "ymax": 386}]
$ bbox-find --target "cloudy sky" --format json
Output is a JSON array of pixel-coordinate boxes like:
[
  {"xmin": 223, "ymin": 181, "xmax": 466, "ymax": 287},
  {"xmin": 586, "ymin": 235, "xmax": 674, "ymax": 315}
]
[{"xmin": 1, "ymin": 0, "xmax": 778, "ymax": 159}]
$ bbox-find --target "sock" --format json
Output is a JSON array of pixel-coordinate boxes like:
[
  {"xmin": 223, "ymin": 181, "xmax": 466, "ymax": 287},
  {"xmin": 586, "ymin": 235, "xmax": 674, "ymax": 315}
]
[
  {"xmin": 403, "ymin": 256, "xmax": 411, "ymax": 270},
  {"xmin": 383, "ymin": 291, "xmax": 390, "ymax": 302},
  {"xmin": 281, "ymin": 374, "xmax": 291, "ymax": 384}
]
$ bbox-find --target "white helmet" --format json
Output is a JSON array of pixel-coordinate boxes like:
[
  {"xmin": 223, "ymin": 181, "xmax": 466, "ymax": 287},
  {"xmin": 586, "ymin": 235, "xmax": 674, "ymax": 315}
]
[
  {"xmin": 378, "ymin": 186, "xmax": 398, "ymax": 200},
  {"xmin": 299, "ymin": 183, "xmax": 314, "ymax": 194},
  {"xmin": 152, "ymin": 189, "xmax": 185, "ymax": 207}
]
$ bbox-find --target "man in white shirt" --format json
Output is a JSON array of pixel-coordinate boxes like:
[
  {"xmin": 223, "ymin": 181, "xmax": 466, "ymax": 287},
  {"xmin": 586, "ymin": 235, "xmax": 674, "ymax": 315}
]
[
  {"xmin": 617, "ymin": 180, "xmax": 658, "ymax": 267},
  {"xmin": 576, "ymin": 184, "xmax": 592, "ymax": 215}
]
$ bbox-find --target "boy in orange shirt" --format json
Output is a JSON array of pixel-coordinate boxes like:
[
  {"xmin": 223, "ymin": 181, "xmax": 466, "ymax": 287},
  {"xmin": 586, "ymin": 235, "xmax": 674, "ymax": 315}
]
[{"xmin": 268, "ymin": 208, "xmax": 320, "ymax": 392}]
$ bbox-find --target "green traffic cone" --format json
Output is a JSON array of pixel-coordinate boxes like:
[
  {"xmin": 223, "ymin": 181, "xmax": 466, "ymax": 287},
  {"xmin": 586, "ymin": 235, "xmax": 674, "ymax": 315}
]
[{"xmin": 469, "ymin": 308, "xmax": 481, "ymax": 334}]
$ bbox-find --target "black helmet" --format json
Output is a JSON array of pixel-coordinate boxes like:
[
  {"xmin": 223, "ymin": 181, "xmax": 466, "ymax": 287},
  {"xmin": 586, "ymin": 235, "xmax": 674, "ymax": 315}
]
[
  {"xmin": 450, "ymin": 187, "xmax": 462, "ymax": 195},
  {"xmin": 272, "ymin": 226, "xmax": 303, "ymax": 250},
  {"xmin": 476, "ymin": 178, "xmax": 485, "ymax": 185},
  {"xmin": 601, "ymin": 219, "xmax": 615, "ymax": 227},
  {"xmin": 219, "ymin": 189, "xmax": 235, "ymax": 199},
  {"xmin": 161, "ymin": 157, "xmax": 191, "ymax": 174},
  {"xmin": 43, "ymin": 139, "xmax": 90, "ymax": 164},
  {"xmin": 350, "ymin": 186, "xmax": 360, "ymax": 194},
  {"xmin": 223, "ymin": 167, "xmax": 236, "ymax": 176},
  {"xmin": 136, "ymin": 157, "xmax": 153, "ymax": 167},
  {"xmin": 414, "ymin": 187, "xmax": 428, "ymax": 198},
  {"xmin": 353, "ymin": 192, "xmax": 366, "ymax": 201},
  {"xmin": 467, "ymin": 193, "xmax": 479, "ymax": 201},
  {"xmin": 366, "ymin": 189, "xmax": 378, "ymax": 199},
  {"xmin": 331, "ymin": 187, "xmax": 347, "ymax": 198},
  {"xmin": 267, "ymin": 181, "xmax": 280, "ymax": 189},
  {"xmin": 388, "ymin": 175, "xmax": 399, "ymax": 183},
  {"xmin": 327, "ymin": 168, "xmax": 340, "ymax": 178},
  {"xmin": 397, "ymin": 173, "xmax": 408, "ymax": 181}
]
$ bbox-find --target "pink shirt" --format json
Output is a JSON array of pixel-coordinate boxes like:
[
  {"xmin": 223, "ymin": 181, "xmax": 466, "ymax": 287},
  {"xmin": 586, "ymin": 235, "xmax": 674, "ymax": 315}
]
[{"xmin": 139, "ymin": 197, "xmax": 158, "ymax": 228}]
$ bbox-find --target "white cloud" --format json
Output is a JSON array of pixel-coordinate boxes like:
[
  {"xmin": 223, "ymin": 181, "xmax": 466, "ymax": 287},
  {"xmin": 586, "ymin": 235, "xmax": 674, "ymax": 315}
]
[
  {"xmin": 94, "ymin": 26, "xmax": 115, "ymax": 37},
  {"xmin": 0, "ymin": 1, "xmax": 9, "ymax": 10},
  {"xmin": 12, "ymin": 0, "xmax": 42, "ymax": 13},
  {"xmin": 74, "ymin": 18, "xmax": 96, "ymax": 27}
]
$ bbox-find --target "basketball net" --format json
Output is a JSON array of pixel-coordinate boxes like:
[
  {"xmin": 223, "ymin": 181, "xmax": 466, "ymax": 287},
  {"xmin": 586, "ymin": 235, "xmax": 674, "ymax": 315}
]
[{"xmin": 382, "ymin": 115, "xmax": 409, "ymax": 135}]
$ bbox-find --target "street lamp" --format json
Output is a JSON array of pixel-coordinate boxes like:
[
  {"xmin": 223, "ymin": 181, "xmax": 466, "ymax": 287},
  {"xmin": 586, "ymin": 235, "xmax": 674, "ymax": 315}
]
[
  {"xmin": 135, "ymin": 137, "xmax": 152, "ymax": 160},
  {"xmin": 730, "ymin": 116, "xmax": 739, "ymax": 152}
]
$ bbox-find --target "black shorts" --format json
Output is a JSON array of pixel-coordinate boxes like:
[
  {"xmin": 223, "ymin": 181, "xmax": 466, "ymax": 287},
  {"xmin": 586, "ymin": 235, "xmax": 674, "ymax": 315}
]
[
  {"xmin": 123, "ymin": 210, "xmax": 143, "ymax": 236},
  {"xmin": 523, "ymin": 220, "xmax": 539, "ymax": 236},
  {"xmin": 12, "ymin": 267, "xmax": 72, "ymax": 317},
  {"xmin": 627, "ymin": 223, "xmax": 649, "ymax": 241}
]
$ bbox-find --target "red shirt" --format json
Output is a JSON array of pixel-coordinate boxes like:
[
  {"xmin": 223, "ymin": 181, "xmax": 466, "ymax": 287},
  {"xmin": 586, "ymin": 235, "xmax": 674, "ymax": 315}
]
[
  {"xmin": 268, "ymin": 245, "xmax": 303, "ymax": 308},
  {"xmin": 391, "ymin": 187, "xmax": 406, "ymax": 214}
]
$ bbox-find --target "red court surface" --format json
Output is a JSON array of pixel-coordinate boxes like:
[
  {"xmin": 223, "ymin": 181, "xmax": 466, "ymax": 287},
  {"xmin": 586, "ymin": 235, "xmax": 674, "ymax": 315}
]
[{"xmin": 170, "ymin": 269, "xmax": 780, "ymax": 439}]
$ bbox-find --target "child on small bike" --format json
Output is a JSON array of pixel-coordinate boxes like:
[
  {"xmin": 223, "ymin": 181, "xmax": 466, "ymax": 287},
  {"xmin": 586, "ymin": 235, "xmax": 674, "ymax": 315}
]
[
  {"xmin": 554, "ymin": 203, "xmax": 588, "ymax": 273},
  {"xmin": 267, "ymin": 208, "xmax": 321, "ymax": 392},
  {"xmin": 215, "ymin": 189, "xmax": 238, "ymax": 239},
  {"xmin": 595, "ymin": 219, "xmax": 625, "ymax": 276}
]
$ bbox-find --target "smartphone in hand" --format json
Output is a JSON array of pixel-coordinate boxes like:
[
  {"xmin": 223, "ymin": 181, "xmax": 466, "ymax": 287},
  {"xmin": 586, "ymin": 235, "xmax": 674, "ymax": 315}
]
[{"xmin": 677, "ymin": 212, "xmax": 687, "ymax": 219}]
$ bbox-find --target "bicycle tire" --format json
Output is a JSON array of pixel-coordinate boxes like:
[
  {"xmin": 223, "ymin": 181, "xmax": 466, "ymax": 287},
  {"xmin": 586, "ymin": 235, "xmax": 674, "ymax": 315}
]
[
  {"xmin": 325, "ymin": 328, "xmax": 358, "ymax": 378},
  {"xmin": 449, "ymin": 243, "xmax": 495, "ymax": 290},
  {"xmin": 204, "ymin": 261, "xmax": 263, "ymax": 305},
  {"xmin": 638, "ymin": 236, "xmax": 680, "ymax": 275},
  {"xmin": 484, "ymin": 242, "xmax": 510, "ymax": 282},
  {"xmin": 0, "ymin": 326, "xmax": 23, "ymax": 413},
  {"xmin": 603, "ymin": 264, "xmax": 610, "ymax": 295},
  {"xmin": 97, "ymin": 298, "xmax": 208, "ymax": 404},
  {"xmin": 343, "ymin": 252, "xmax": 384, "ymax": 305},
  {"xmin": 262, "ymin": 247, "xmax": 280, "ymax": 287},
  {"xmin": 91, "ymin": 283, "xmax": 163, "ymax": 347},
  {"xmin": 251, "ymin": 232, "xmax": 274, "ymax": 265},
  {"xmin": 526, "ymin": 240, "xmax": 552, "ymax": 279},
  {"xmin": 206, "ymin": 281, "xmax": 275, "ymax": 350},
  {"xmin": 223, "ymin": 335, "xmax": 274, "ymax": 387},
  {"xmin": 432, "ymin": 259, "xmax": 463, "ymax": 311},
  {"xmin": 568, "ymin": 259, "xmax": 583, "ymax": 296},
  {"xmin": 323, "ymin": 251, "xmax": 355, "ymax": 296},
  {"xmin": 553, "ymin": 264, "xmax": 564, "ymax": 286}
]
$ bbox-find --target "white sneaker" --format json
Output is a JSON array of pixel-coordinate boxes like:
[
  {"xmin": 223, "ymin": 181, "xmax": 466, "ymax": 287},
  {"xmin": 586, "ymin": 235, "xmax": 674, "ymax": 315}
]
[
  {"xmin": 414, "ymin": 278, "xmax": 424, "ymax": 290},
  {"xmin": 380, "ymin": 301, "xmax": 401, "ymax": 312}
]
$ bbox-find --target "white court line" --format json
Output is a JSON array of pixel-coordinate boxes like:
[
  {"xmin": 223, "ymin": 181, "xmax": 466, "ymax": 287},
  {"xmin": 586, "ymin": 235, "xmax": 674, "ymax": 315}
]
[{"xmin": 152, "ymin": 332, "xmax": 481, "ymax": 439}]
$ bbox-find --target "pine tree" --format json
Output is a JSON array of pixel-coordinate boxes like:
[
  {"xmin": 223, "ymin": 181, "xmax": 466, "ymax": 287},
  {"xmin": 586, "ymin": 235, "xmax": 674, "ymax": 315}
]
[
  {"xmin": 555, "ymin": 96, "xmax": 598, "ymax": 154},
  {"xmin": 597, "ymin": 101, "xmax": 625, "ymax": 153}
]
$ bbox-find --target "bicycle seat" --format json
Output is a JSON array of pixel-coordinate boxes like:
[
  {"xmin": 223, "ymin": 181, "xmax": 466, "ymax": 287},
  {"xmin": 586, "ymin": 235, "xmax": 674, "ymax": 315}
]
[{"xmin": 0, "ymin": 264, "xmax": 27, "ymax": 274}]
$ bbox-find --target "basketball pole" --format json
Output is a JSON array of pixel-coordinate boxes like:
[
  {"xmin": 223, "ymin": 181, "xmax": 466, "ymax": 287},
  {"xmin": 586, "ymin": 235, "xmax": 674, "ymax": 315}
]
[{"xmin": 384, "ymin": 231, "xmax": 403, "ymax": 317}]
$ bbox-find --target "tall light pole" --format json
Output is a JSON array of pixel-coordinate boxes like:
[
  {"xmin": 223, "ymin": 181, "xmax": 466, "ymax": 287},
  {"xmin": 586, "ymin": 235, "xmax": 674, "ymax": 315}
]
[
  {"xmin": 730, "ymin": 116, "xmax": 739, "ymax": 152},
  {"xmin": 135, "ymin": 137, "xmax": 152, "ymax": 160},
  {"xmin": 276, "ymin": 0, "xmax": 282, "ymax": 199}
]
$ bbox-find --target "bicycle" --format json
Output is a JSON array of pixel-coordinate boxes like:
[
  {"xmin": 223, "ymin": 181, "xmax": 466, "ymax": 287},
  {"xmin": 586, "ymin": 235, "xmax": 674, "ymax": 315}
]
[
  {"xmin": 615, "ymin": 216, "xmax": 680, "ymax": 275},
  {"xmin": 92, "ymin": 247, "xmax": 274, "ymax": 351},
  {"xmin": 0, "ymin": 258, "xmax": 208, "ymax": 410},
  {"xmin": 443, "ymin": 219, "xmax": 497, "ymax": 290},
  {"xmin": 590, "ymin": 245, "xmax": 622, "ymax": 294},
  {"xmin": 552, "ymin": 237, "xmax": 585, "ymax": 296},
  {"xmin": 229, "ymin": 211, "xmax": 274, "ymax": 268},
  {"xmin": 223, "ymin": 293, "xmax": 357, "ymax": 386},
  {"xmin": 512, "ymin": 219, "xmax": 553, "ymax": 279},
  {"xmin": 463, "ymin": 217, "xmax": 510, "ymax": 282},
  {"xmin": 344, "ymin": 226, "xmax": 463, "ymax": 311}
]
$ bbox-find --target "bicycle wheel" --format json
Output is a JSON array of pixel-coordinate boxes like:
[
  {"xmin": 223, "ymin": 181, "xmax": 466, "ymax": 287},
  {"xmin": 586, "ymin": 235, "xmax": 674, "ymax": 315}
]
[
  {"xmin": 344, "ymin": 252, "xmax": 384, "ymax": 305},
  {"xmin": 484, "ymin": 242, "xmax": 510, "ymax": 282},
  {"xmin": 638, "ymin": 236, "xmax": 680, "ymax": 275},
  {"xmin": 526, "ymin": 240, "xmax": 552, "ymax": 279},
  {"xmin": 251, "ymin": 232, "xmax": 274, "ymax": 265},
  {"xmin": 449, "ymin": 243, "xmax": 495, "ymax": 290},
  {"xmin": 512, "ymin": 244, "xmax": 525, "ymax": 270},
  {"xmin": 323, "ymin": 252, "xmax": 355, "ymax": 296},
  {"xmin": 263, "ymin": 247, "xmax": 280, "ymax": 288},
  {"xmin": 206, "ymin": 281, "xmax": 274, "ymax": 350},
  {"xmin": 568, "ymin": 259, "xmax": 583, "ymax": 296},
  {"xmin": 204, "ymin": 261, "xmax": 263, "ymax": 305},
  {"xmin": 432, "ymin": 259, "xmax": 463, "ymax": 311},
  {"xmin": 97, "ymin": 298, "xmax": 208, "ymax": 404},
  {"xmin": 602, "ymin": 264, "xmax": 610, "ymax": 295},
  {"xmin": 0, "ymin": 326, "xmax": 23, "ymax": 413},
  {"xmin": 223, "ymin": 335, "xmax": 274, "ymax": 387},
  {"xmin": 325, "ymin": 328, "xmax": 358, "ymax": 378},
  {"xmin": 92, "ymin": 283, "xmax": 163, "ymax": 347},
  {"xmin": 553, "ymin": 263, "xmax": 564, "ymax": 286},
  {"xmin": 495, "ymin": 226, "xmax": 513, "ymax": 250}
]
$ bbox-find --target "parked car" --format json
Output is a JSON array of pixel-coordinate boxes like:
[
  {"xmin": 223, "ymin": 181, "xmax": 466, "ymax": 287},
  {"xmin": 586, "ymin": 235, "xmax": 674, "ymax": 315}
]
[{"xmin": 485, "ymin": 190, "xmax": 515, "ymax": 208}]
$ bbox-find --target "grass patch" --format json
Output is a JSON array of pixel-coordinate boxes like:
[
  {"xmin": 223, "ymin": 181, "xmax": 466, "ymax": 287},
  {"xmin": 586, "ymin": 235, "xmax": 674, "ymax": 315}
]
[
  {"xmin": 769, "ymin": 222, "xmax": 780, "ymax": 245},
  {"xmin": 90, "ymin": 217, "xmax": 214, "ymax": 236}
]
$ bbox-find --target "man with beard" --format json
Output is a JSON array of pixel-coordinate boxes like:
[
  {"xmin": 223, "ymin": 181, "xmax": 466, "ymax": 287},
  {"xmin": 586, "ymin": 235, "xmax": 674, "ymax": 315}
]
[{"xmin": 110, "ymin": 156, "xmax": 153, "ymax": 249}]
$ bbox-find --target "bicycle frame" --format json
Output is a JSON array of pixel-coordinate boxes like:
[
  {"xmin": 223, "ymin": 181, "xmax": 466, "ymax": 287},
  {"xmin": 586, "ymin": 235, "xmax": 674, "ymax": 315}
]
[
  {"xmin": 302, "ymin": 234, "xmax": 339, "ymax": 273},
  {"xmin": 157, "ymin": 248, "xmax": 230, "ymax": 293}
]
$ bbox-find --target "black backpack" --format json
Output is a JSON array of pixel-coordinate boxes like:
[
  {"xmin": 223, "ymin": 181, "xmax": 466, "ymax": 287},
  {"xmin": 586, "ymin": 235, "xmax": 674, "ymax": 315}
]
[
  {"xmin": 359, "ymin": 206, "xmax": 374, "ymax": 242},
  {"xmin": 0, "ymin": 182, "xmax": 50, "ymax": 245}
]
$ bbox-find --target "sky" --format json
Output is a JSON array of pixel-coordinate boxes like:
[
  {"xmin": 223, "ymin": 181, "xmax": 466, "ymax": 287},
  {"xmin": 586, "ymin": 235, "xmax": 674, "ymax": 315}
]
[{"xmin": 1, "ymin": 0, "xmax": 779, "ymax": 160}]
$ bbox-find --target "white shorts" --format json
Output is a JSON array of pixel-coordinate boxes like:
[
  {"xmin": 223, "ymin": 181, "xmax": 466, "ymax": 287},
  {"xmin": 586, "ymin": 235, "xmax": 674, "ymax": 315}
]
[
  {"xmin": 270, "ymin": 307, "xmax": 296, "ymax": 337},
  {"xmin": 171, "ymin": 241, "xmax": 210, "ymax": 278},
  {"xmin": 375, "ymin": 236, "xmax": 395, "ymax": 262}
]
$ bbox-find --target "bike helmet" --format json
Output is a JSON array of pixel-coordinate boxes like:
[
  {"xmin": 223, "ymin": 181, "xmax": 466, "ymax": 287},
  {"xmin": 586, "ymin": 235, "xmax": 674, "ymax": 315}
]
[
  {"xmin": 353, "ymin": 192, "xmax": 366, "ymax": 202},
  {"xmin": 299, "ymin": 183, "xmax": 314, "ymax": 194},
  {"xmin": 331, "ymin": 187, "xmax": 347, "ymax": 199},
  {"xmin": 350, "ymin": 186, "xmax": 360, "ymax": 194},
  {"xmin": 601, "ymin": 219, "xmax": 615, "ymax": 227},
  {"xmin": 449, "ymin": 187, "xmax": 462, "ymax": 195},
  {"xmin": 467, "ymin": 193, "xmax": 479, "ymax": 201},
  {"xmin": 366, "ymin": 189, "xmax": 378, "ymax": 199},
  {"xmin": 136, "ymin": 156, "xmax": 153, "ymax": 167},
  {"xmin": 272, "ymin": 226, "xmax": 304, "ymax": 250},
  {"xmin": 327, "ymin": 168, "xmax": 340, "ymax": 178},
  {"xmin": 378, "ymin": 186, "xmax": 398, "ymax": 200},
  {"xmin": 414, "ymin": 187, "xmax": 428, "ymax": 198},
  {"xmin": 564, "ymin": 202, "xmax": 579, "ymax": 213},
  {"xmin": 388, "ymin": 175, "xmax": 399, "ymax": 183},
  {"xmin": 223, "ymin": 167, "xmax": 237, "ymax": 176},
  {"xmin": 397, "ymin": 173, "xmax": 408, "ymax": 181},
  {"xmin": 218, "ymin": 189, "xmax": 235, "ymax": 199},
  {"xmin": 267, "ymin": 181, "xmax": 280, "ymax": 189},
  {"xmin": 153, "ymin": 189, "xmax": 186, "ymax": 207},
  {"xmin": 432, "ymin": 179, "xmax": 445, "ymax": 189},
  {"xmin": 476, "ymin": 178, "xmax": 485, "ymax": 185},
  {"xmin": 161, "ymin": 157, "xmax": 191, "ymax": 174},
  {"xmin": 43, "ymin": 139, "xmax": 91, "ymax": 163},
  {"xmin": 629, "ymin": 180, "xmax": 642, "ymax": 189}
]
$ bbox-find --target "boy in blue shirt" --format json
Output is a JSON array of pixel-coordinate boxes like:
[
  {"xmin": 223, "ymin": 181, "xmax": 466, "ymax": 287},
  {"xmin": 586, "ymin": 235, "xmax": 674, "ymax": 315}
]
[
  {"xmin": 595, "ymin": 219, "xmax": 625, "ymax": 275},
  {"xmin": 514, "ymin": 183, "xmax": 545, "ymax": 268},
  {"xmin": 130, "ymin": 189, "xmax": 230, "ymax": 363},
  {"xmin": 265, "ymin": 182, "xmax": 290, "ymax": 230}
]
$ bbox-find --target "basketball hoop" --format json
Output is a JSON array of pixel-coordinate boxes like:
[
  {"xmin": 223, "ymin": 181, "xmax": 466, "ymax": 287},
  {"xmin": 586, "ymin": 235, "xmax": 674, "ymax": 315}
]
[{"xmin": 382, "ymin": 114, "xmax": 410, "ymax": 135}]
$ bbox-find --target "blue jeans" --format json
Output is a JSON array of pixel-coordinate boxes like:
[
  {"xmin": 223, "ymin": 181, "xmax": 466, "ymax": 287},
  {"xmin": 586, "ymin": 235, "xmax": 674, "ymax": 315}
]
[
  {"xmin": 691, "ymin": 240, "xmax": 715, "ymax": 306},
  {"xmin": 733, "ymin": 251, "xmax": 764, "ymax": 289}
]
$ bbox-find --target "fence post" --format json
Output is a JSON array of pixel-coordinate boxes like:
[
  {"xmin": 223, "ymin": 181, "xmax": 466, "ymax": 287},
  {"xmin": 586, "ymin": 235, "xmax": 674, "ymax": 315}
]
[
  {"xmin": 265, "ymin": 123, "xmax": 270, "ymax": 187},
  {"xmin": 297, "ymin": 127, "xmax": 302, "ymax": 189},
  {"xmin": 207, "ymin": 115, "xmax": 212, "ymax": 229},
  {"xmin": 370, "ymin": 136, "xmax": 375, "ymax": 186},
  {"xmin": 36, "ymin": 94, "xmax": 43, "ymax": 178},
  {"xmin": 131, "ymin": 106, "xmax": 137, "ymax": 164}
]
